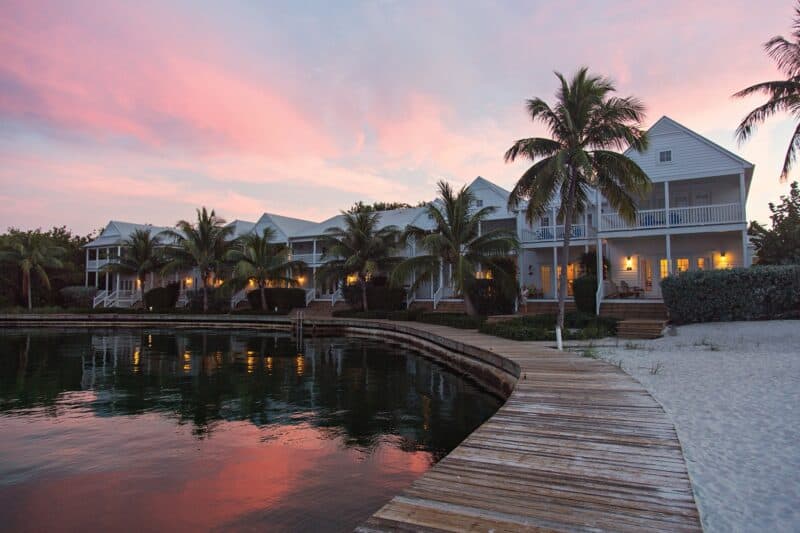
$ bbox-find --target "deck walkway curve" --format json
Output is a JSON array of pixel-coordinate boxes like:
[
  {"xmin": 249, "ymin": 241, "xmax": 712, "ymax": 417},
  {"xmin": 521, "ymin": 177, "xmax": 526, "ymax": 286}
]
[
  {"xmin": 0, "ymin": 314, "xmax": 701, "ymax": 531},
  {"xmin": 355, "ymin": 322, "xmax": 701, "ymax": 532}
]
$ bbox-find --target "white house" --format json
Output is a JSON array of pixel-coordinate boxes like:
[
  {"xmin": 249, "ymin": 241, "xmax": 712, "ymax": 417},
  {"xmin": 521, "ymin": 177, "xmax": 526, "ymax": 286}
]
[{"xmin": 85, "ymin": 117, "xmax": 754, "ymax": 315}]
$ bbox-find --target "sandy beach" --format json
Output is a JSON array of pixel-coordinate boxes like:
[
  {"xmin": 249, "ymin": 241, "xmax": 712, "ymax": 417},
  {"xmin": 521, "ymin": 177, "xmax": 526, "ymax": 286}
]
[{"xmin": 588, "ymin": 321, "xmax": 800, "ymax": 532}]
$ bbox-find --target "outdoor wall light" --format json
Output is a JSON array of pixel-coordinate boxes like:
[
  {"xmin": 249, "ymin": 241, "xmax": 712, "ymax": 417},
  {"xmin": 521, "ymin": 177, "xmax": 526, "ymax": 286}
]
[{"xmin": 625, "ymin": 256, "xmax": 633, "ymax": 271}]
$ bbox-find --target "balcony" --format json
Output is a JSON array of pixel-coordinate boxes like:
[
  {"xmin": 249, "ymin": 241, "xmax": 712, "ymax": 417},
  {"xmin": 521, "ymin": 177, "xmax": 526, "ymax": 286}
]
[
  {"xmin": 600, "ymin": 203, "xmax": 743, "ymax": 232},
  {"xmin": 521, "ymin": 224, "xmax": 590, "ymax": 243},
  {"xmin": 290, "ymin": 253, "xmax": 322, "ymax": 264}
]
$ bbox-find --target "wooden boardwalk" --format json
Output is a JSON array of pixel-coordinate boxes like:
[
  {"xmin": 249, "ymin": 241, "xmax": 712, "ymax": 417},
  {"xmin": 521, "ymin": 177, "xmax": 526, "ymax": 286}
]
[{"xmin": 357, "ymin": 323, "xmax": 701, "ymax": 532}]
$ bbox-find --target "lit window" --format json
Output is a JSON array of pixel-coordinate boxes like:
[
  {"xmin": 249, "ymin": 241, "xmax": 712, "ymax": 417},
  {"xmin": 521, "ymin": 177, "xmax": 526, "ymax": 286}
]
[
  {"xmin": 659, "ymin": 150, "xmax": 672, "ymax": 163},
  {"xmin": 676, "ymin": 258, "xmax": 689, "ymax": 272},
  {"xmin": 659, "ymin": 259, "xmax": 669, "ymax": 278},
  {"xmin": 697, "ymin": 257, "xmax": 705, "ymax": 270}
]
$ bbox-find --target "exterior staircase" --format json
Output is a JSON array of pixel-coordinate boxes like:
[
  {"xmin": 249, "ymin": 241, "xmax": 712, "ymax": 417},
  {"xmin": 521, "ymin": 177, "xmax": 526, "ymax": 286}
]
[{"xmin": 617, "ymin": 319, "xmax": 667, "ymax": 339}]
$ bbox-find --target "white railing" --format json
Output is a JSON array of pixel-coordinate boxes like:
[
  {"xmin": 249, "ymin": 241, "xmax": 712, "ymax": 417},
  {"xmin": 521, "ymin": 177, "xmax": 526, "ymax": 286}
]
[
  {"xmin": 86, "ymin": 258, "xmax": 111, "ymax": 270},
  {"xmin": 601, "ymin": 208, "xmax": 667, "ymax": 231},
  {"xmin": 521, "ymin": 224, "xmax": 589, "ymax": 242},
  {"xmin": 176, "ymin": 291, "xmax": 189, "ymax": 308},
  {"xmin": 331, "ymin": 287, "xmax": 343, "ymax": 307},
  {"xmin": 231, "ymin": 289, "xmax": 249, "ymax": 309},
  {"xmin": 668, "ymin": 203, "xmax": 742, "ymax": 226},
  {"xmin": 305, "ymin": 288, "xmax": 315, "ymax": 306},
  {"xmin": 406, "ymin": 288, "xmax": 415, "ymax": 309},
  {"xmin": 290, "ymin": 253, "xmax": 322, "ymax": 264},
  {"xmin": 595, "ymin": 279, "xmax": 603, "ymax": 315},
  {"xmin": 600, "ymin": 203, "xmax": 743, "ymax": 231},
  {"xmin": 92, "ymin": 290, "xmax": 109, "ymax": 308}
]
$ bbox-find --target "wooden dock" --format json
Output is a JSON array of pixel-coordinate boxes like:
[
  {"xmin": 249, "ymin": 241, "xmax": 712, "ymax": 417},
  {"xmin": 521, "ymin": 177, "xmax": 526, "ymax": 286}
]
[{"xmin": 358, "ymin": 323, "xmax": 701, "ymax": 532}]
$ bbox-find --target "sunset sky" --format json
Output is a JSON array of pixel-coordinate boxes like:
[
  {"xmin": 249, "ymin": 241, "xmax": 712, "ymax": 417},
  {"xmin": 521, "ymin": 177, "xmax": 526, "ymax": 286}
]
[{"xmin": 0, "ymin": 0, "xmax": 795, "ymax": 234}]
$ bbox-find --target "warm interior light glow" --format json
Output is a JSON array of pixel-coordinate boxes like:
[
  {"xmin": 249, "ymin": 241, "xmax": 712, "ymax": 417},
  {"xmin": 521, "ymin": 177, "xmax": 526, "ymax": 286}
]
[
  {"xmin": 248, "ymin": 279, "xmax": 256, "ymax": 288},
  {"xmin": 697, "ymin": 257, "xmax": 705, "ymax": 270},
  {"xmin": 717, "ymin": 251, "xmax": 729, "ymax": 269},
  {"xmin": 296, "ymin": 275, "xmax": 306, "ymax": 285},
  {"xmin": 346, "ymin": 274, "xmax": 358, "ymax": 286},
  {"xmin": 475, "ymin": 270, "xmax": 493, "ymax": 280},
  {"xmin": 185, "ymin": 277, "xmax": 193, "ymax": 286},
  {"xmin": 266, "ymin": 356, "xmax": 273, "ymax": 374},
  {"xmin": 625, "ymin": 256, "xmax": 633, "ymax": 271},
  {"xmin": 295, "ymin": 354, "xmax": 305, "ymax": 376}
]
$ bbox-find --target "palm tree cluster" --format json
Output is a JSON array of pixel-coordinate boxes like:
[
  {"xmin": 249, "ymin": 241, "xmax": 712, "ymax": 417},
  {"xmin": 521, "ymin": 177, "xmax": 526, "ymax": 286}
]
[{"xmin": 0, "ymin": 232, "xmax": 65, "ymax": 309}]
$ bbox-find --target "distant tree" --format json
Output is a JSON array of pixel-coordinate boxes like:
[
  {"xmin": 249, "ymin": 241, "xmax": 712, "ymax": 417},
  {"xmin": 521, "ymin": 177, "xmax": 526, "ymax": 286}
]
[
  {"xmin": 163, "ymin": 208, "xmax": 234, "ymax": 312},
  {"xmin": 749, "ymin": 181, "xmax": 800, "ymax": 264},
  {"xmin": 226, "ymin": 227, "xmax": 305, "ymax": 310},
  {"xmin": 504, "ymin": 68, "xmax": 650, "ymax": 344},
  {"xmin": 734, "ymin": 2, "xmax": 800, "ymax": 181},
  {"xmin": 0, "ymin": 232, "xmax": 65, "ymax": 309},
  {"xmin": 103, "ymin": 228, "xmax": 164, "ymax": 306},
  {"xmin": 391, "ymin": 181, "xmax": 519, "ymax": 317},
  {"xmin": 347, "ymin": 201, "xmax": 414, "ymax": 214},
  {"xmin": 317, "ymin": 211, "xmax": 401, "ymax": 311}
]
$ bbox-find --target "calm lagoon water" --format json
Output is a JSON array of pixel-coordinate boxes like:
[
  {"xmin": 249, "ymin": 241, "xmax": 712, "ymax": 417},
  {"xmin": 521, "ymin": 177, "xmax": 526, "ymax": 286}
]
[{"xmin": 0, "ymin": 328, "xmax": 501, "ymax": 532}]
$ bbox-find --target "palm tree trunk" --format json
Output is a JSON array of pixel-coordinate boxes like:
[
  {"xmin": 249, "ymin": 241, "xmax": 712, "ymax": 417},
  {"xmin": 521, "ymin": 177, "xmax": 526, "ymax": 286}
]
[
  {"xmin": 558, "ymin": 173, "xmax": 579, "ymax": 340},
  {"xmin": 202, "ymin": 277, "xmax": 209, "ymax": 313},
  {"xmin": 24, "ymin": 270, "xmax": 32, "ymax": 310},
  {"xmin": 260, "ymin": 284, "xmax": 267, "ymax": 311},
  {"xmin": 464, "ymin": 291, "xmax": 479, "ymax": 317},
  {"xmin": 361, "ymin": 278, "xmax": 368, "ymax": 311},
  {"xmin": 140, "ymin": 274, "xmax": 146, "ymax": 310}
]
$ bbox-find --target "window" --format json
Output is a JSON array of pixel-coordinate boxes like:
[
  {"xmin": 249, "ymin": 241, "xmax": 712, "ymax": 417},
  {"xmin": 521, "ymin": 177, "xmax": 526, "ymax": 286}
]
[
  {"xmin": 658, "ymin": 150, "xmax": 672, "ymax": 164},
  {"xmin": 696, "ymin": 257, "xmax": 706, "ymax": 270},
  {"xmin": 659, "ymin": 259, "xmax": 669, "ymax": 279},
  {"xmin": 676, "ymin": 258, "xmax": 689, "ymax": 272},
  {"xmin": 88, "ymin": 249, "xmax": 97, "ymax": 260},
  {"xmin": 87, "ymin": 272, "xmax": 96, "ymax": 287},
  {"xmin": 475, "ymin": 199, "xmax": 484, "ymax": 207}
]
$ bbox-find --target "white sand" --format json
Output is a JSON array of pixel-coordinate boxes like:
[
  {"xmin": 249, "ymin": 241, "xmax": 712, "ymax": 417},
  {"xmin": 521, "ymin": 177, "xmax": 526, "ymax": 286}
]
[{"xmin": 588, "ymin": 321, "xmax": 800, "ymax": 532}]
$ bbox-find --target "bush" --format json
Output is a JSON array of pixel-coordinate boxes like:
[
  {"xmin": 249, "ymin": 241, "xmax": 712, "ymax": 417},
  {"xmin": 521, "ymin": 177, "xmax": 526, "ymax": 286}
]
[
  {"xmin": 573, "ymin": 275, "xmax": 597, "ymax": 315},
  {"xmin": 144, "ymin": 283, "xmax": 179, "ymax": 311},
  {"xmin": 467, "ymin": 278, "xmax": 515, "ymax": 315},
  {"xmin": 416, "ymin": 312, "xmax": 484, "ymax": 329},
  {"xmin": 661, "ymin": 266, "xmax": 800, "ymax": 324},
  {"xmin": 246, "ymin": 287, "xmax": 306, "ymax": 313},
  {"xmin": 59, "ymin": 286, "xmax": 97, "ymax": 308},
  {"xmin": 342, "ymin": 280, "xmax": 406, "ymax": 311},
  {"xmin": 186, "ymin": 288, "xmax": 231, "ymax": 313},
  {"xmin": 478, "ymin": 312, "xmax": 618, "ymax": 341}
]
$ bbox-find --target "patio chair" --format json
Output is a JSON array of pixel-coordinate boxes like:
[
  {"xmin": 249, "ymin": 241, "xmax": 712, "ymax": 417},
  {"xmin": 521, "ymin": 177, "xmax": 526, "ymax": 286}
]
[
  {"xmin": 603, "ymin": 279, "xmax": 619, "ymax": 298},
  {"xmin": 619, "ymin": 281, "xmax": 636, "ymax": 298}
]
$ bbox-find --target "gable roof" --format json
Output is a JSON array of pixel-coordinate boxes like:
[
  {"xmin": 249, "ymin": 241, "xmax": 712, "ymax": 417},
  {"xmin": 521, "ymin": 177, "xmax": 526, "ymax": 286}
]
[
  {"xmin": 630, "ymin": 116, "xmax": 754, "ymax": 169},
  {"xmin": 84, "ymin": 220, "xmax": 173, "ymax": 248}
]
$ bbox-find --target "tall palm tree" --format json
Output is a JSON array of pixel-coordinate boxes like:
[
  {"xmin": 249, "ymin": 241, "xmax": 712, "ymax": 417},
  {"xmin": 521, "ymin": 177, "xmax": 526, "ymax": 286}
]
[
  {"xmin": 734, "ymin": 3, "xmax": 800, "ymax": 181},
  {"xmin": 391, "ymin": 181, "xmax": 519, "ymax": 317},
  {"xmin": 226, "ymin": 227, "xmax": 306, "ymax": 310},
  {"xmin": 102, "ymin": 228, "xmax": 164, "ymax": 307},
  {"xmin": 316, "ymin": 210, "xmax": 400, "ymax": 311},
  {"xmin": 504, "ymin": 68, "xmax": 650, "ymax": 346},
  {"xmin": 163, "ymin": 207, "xmax": 234, "ymax": 312},
  {"xmin": 0, "ymin": 232, "xmax": 65, "ymax": 309}
]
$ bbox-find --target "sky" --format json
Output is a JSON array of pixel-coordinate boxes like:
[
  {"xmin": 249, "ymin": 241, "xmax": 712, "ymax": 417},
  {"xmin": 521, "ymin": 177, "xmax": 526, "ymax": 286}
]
[{"xmin": 0, "ymin": 0, "xmax": 796, "ymax": 234}]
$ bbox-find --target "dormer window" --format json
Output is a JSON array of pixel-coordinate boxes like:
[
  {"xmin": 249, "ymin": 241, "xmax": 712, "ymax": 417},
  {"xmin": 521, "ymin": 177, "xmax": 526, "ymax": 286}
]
[
  {"xmin": 475, "ymin": 199, "xmax": 484, "ymax": 207},
  {"xmin": 658, "ymin": 150, "xmax": 673, "ymax": 164}
]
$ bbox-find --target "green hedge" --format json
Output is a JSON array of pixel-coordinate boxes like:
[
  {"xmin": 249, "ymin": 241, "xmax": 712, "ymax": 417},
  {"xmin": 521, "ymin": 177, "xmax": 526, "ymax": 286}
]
[
  {"xmin": 144, "ymin": 284, "xmax": 179, "ymax": 311},
  {"xmin": 573, "ymin": 275, "xmax": 597, "ymax": 315},
  {"xmin": 478, "ymin": 312, "xmax": 618, "ymax": 341},
  {"xmin": 661, "ymin": 266, "xmax": 800, "ymax": 324},
  {"xmin": 416, "ymin": 312, "xmax": 485, "ymax": 329},
  {"xmin": 246, "ymin": 288, "xmax": 306, "ymax": 313},
  {"xmin": 342, "ymin": 283, "xmax": 406, "ymax": 311},
  {"xmin": 59, "ymin": 286, "xmax": 97, "ymax": 308},
  {"xmin": 467, "ymin": 278, "xmax": 515, "ymax": 315}
]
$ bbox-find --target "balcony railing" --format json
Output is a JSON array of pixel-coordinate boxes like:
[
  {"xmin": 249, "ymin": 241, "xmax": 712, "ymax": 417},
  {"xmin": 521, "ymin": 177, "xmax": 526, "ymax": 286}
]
[
  {"xmin": 521, "ymin": 224, "xmax": 589, "ymax": 242},
  {"xmin": 290, "ymin": 253, "xmax": 322, "ymax": 264},
  {"xmin": 599, "ymin": 203, "xmax": 742, "ymax": 231}
]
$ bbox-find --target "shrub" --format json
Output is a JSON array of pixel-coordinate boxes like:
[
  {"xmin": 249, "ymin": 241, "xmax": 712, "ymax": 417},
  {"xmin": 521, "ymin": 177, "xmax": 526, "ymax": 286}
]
[
  {"xmin": 59, "ymin": 286, "xmax": 97, "ymax": 308},
  {"xmin": 246, "ymin": 287, "xmax": 306, "ymax": 313},
  {"xmin": 467, "ymin": 278, "xmax": 515, "ymax": 315},
  {"xmin": 661, "ymin": 265, "xmax": 800, "ymax": 324},
  {"xmin": 572, "ymin": 275, "xmax": 597, "ymax": 315},
  {"xmin": 478, "ymin": 312, "xmax": 618, "ymax": 341},
  {"xmin": 144, "ymin": 283, "xmax": 179, "ymax": 311},
  {"xmin": 186, "ymin": 288, "xmax": 231, "ymax": 313},
  {"xmin": 342, "ymin": 280, "xmax": 406, "ymax": 311},
  {"xmin": 417, "ymin": 312, "xmax": 484, "ymax": 329}
]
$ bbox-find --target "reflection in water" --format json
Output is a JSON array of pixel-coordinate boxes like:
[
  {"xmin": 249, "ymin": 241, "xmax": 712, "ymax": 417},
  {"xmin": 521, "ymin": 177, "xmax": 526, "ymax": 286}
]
[{"xmin": 0, "ymin": 328, "xmax": 501, "ymax": 532}]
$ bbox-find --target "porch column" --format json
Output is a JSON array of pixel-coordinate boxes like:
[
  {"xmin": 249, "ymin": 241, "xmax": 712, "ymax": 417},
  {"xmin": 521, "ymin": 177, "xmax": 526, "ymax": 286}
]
[
  {"xmin": 517, "ymin": 250, "xmax": 524, "ymax": 291},
  {"xmin": 85, "ymin": 249, "xmax": 89, "ymax": 286},
  {"xmin": 312, "ymin": 239, "xmax": 317, "ymax": 263},
  {"xmin": 596, "ymin": 239, "xmax": 603, "ymax": 315},
  {"xmin": 739, "ymin": 171, "xmax": 749, "ymax": 267},
  {"xmin": 666, "ymin": 234, "xmax": 672, "ymax": 274},
  {"xmin": 664, "ymin": 181, "xmax": 670, "ymax": 227},
  {"xmin": 477, "ymin": 221, "xmax": 482, "ymax": 237},
  {"xmin": 552, "ymin": 246, "xmax": 558, "ymax": 299},
  {"xmin": 596, "ymin": 188, "xmax": 602, "ymax": 232}
]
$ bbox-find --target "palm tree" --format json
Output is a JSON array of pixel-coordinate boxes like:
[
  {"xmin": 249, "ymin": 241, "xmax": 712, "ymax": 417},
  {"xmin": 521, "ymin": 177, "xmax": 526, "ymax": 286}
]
[
  {"xmin": 0, "ymin": 232, "xmax": 65, "ymax": 309},
  {"xmin": 734, "ymin": 3, "xmax": 800, "ymax": 181},
  {"xmin": 163, "ymin": 207, "xmax": 234, "ymax": 312},
  {"xmin": 504, "ymin": 68, "xmax": 650, "ymax": 346},
  {"xmin": 391, "ymin": 181, "xmax": 519, "ymax": 317},
  {"xmin": 316, "ymin": 211, "xmax": 400, "ymax": 311},
  {"xmin": 226, "ymin": 227, "xmax": 306, "ymax": 310},
  {"xmin": 102, "ymin": 228, "xmax": 164, "ymax": 307}
]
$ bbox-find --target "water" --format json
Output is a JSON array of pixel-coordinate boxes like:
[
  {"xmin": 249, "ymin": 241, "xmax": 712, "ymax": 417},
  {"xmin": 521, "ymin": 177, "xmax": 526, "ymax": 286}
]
[{"xmin": 0, "ymin": 328, "xmax": 501, "ymax": 532}]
